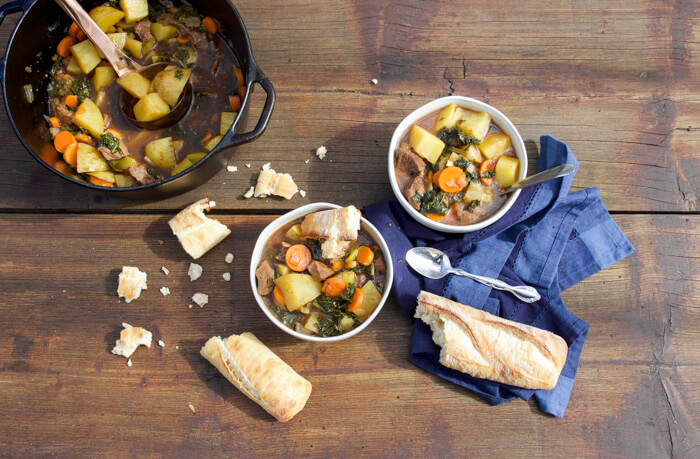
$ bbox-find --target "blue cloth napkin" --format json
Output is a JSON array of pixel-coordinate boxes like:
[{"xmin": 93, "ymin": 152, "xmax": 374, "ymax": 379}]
[{"xmin": 364, "ymin": 135, "xmax": 635, "ymax": 417}]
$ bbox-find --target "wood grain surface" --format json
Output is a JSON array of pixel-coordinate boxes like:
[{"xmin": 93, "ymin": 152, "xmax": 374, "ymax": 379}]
[{"xmin": 0, "ymin": 0, "xmax": 697, "ymax": 456}]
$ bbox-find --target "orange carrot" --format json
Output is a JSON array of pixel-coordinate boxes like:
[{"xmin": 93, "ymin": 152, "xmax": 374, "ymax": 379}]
[
  {"xmin": 437, "ymin": 166, "xmax": 467, "ymax": 193},
  {"xmin": 167, "ymin": 6, "xmax": 179, "ymax": 14},
  {"xmin": 65, "ymin": 94, "xmax": 79, "ymax": 108},
  {"xmin": 53, "ymin": 130, "xmax": 76, "ymax": 153},
  {"xmin": 76, "ymin": 29, "xmax": 86, "ymax": 41},
  {"xmin": 105, "ymin": 128, "xmax": 122, "ymax": 139},
  {"xmin": 75, "ymin": 132, "xmax": 92, "ymax": 145},
  {"xmin": 345, "ymin": 260, "xmax": 358, "ymax": 269},
  {"xmin": 176, "ymin": 35, "xmax": 190, "ymax": 43},
  {"xmin": 285, "ymin": 244, "xmax": 312, "ymax": 272},
  {"xmin": 48, "ymin": 117, "xmax": 60, "ymax": 128},
  {"xmin": 272, "ymin": 285, "xmax": 286, "ymax": 306},
  {"xmin": 89, "ymin": 175, "xmax": 114, "ymax": 187},
  {"xmin": 57, "ymin": 36, "xmax": 75, "ymax": 58},
  {"xmin": 425, "ymin": 213, "xmax": 445, "ymax": 221},
  {"xmin": 234, "ymin": 67, "xmax": 246, "ymax": 96},
  {"xmin": 479, "ymin": 159, "xmax": 496, "ymax": 186},
  {"xmin": 331, "ymin": 260, "xmax": 344, "ymax": 271},
  {"xmin": 347, "ymin": 289, "xmax": 364, "ymax": 312},
  {"xmin": 68, "ymin": 23, "xmax": 80, "ymax": 38},
  {"xmin": 356, "ymin": 246, "xmax": 374, "ymax": 266},
  {"xmin": 432, "ymin": 169, "xmax": 442, "ymax": 186},
  {"xmin": 228, "ymin": 94, "xmax": 241, "ymax": 112},
  {"xmin": 201, "ymin": 132, "xmax": 213, "ymax": 144},
  {"xmin": 201, "ymin": 17, "xmax": 218, "ymax": 34},
  {"xmin": 63, "ymin": 142, "xmax": 78, "ymax": 165},
  {"xmin": 322, "ymin": 277, "xmax": 346, "ymax": 298}
]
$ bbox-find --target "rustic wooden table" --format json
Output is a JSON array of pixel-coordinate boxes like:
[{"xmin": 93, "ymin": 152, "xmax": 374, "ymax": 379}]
[{"xmin": 0, "ymin": 0, "xmax": 698, "ymax": 456}]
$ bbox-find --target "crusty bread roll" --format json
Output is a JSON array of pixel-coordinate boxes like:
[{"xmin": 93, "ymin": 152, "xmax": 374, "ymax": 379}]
[
  {"xmin": 415, "ymin": 291, "xmax": 568, "ymax": 390},
  {"xmin": 200, "ymin": 333, "xmax": 312, "ymax": 422},
  {"xmin": 168, "ymin": 198, "xmax": 231, "ymax": 260}
]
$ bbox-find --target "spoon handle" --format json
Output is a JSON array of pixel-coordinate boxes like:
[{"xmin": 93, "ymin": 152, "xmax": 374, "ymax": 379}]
[
  {"xmin": 500, "ymin": 164, "xmax": 576, "ymax": 194},
  {"xmin": 448, "ymin": 268, "xmax": 541, "ymax": 303}
]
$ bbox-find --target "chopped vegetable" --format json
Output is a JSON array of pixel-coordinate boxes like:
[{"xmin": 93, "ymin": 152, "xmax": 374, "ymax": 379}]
[
  {"xmin": 201, "ymin": 16, "xmax": 218, "ymax": 34},
  {"xmin": 347, "ymin": 288, "xmax": 364, "ymax": 313},
  {"xmin": 285, "ymin": 244, "xmax": 312, "ymax": 272},
  {"xmin": 356, "ymin": 246, "xmax": 374, "ymax": 266},
  {"xmin": 322, "ymin": 277, "xmax": 346, "ymax": 298},
  {"xmin": 57, "ymin": 36, "xmax": 75, "ymax": 58},
  {"xmin": 437, "ymin": 166, "xmax": 467, "ymax": 193},
  {"xmin": 54, "ymin": 131, "xmax": 76, "ymax": 153},
  {"xmin": 479, "ymin": 159, "xmax": 496, "ymax": 185}
]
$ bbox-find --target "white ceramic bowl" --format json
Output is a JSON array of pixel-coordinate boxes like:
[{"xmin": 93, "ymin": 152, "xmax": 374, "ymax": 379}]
[
  {"xmin": 250, "ymin": 203, "xmax": 394, "ymax": 342},
  {"xmin": 388, "ymin": 96, "xmax": 528, "ymax": 233}
]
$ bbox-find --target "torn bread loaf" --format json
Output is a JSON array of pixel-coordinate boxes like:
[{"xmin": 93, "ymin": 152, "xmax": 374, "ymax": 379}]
[
  {"xmin": 200, "ymin": 333, "xmax": 312, "ymax": 422},
  {"xmin": 168, "ymin": 198, "xmax": 231, "ymax": 260},
  {"xmin": 117, "ymin": 266, "xmax": 148, "ymax": 303},
  {"xmin": 300, "ymin": 205, "xmax": 362, "ymax": 259},
  {"xmin": 415, "ymin": 291, "xmax": 568, "ymax": 390},
  {"xmin": 112, "ymin": 323, "xmax": 152, "ymax": 358},
  {"xmin": 253, "ymin": 164, "xmax": 298, "ymax": 200}
]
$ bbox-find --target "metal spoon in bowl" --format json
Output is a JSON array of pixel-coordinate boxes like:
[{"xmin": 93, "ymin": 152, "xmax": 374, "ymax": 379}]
[
  {"xmin": 406, "ymin": 247, "xmax": 541, "ymax": 303},
  {"xmin": 499, "ymin": 164, "xmax": 575, "ymax": 195},
  {"xmin": 53, "ymin": 0, "xmax": 193, "ymax": 130}
]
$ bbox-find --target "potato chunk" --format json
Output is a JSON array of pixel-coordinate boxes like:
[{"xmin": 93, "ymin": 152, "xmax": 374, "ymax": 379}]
[
  {"xmin": 133, "ymin": 93, "xmax": 170, "ymax": 122},
  {"xmin": 73, "ymin": 99, "xmax": 104, "ymax": 138},
  {"xmin": 463, "ymin": 182, "xmax": 493, "ymax": 204},
  {"xmin": 88, "ymin": 6, "xmax": 125, "ymax": 32},
  {"xmin": 120, "ymin": 0, "xmax": 148, "ymax": 23},
  {"xmin": 479, "ymin": 133, "xmax": 512, "ymax": 160},
  {"xmin": 107, "ymin": 32, "xmax": 127, "ymax": 49},
  {"xmin": 93, "ymin": 66, "xmax": 117, "ymax": 92},
  {"xmin": 69, "ymin": 40, "xmax": 102, "ymax": 74},
  {"xmin": 76, "ymin": 143, "xmax": 110, "ymax": 173},
  {"xmin": 434, "ymin": 103, "xmax": 463, "ymax": 132},
  {"xmin": 88, "ymin": 171, "xmax": 116, "ymax": 183},
  {"xmin": 124, "ymin": 37, "xmax": 143, "ymax": 58},
  {"xmin": 151, "ymin": 23, "xmax": 179, "ymax": 41},
  {"xmin": 64, "ymin": 57, "xmax": 83, "ymax": 76},
  {"xmin": 117, "ymin": 72, "xmax": 151, "ymax": 99},
  {"xmin": 409, "ymin": 125, "xmax": 445, "ymax": 165},
  {"xmin": 115, "ymin": 173, "xmax": 139, "ymax": 188},
  {"xmin": 144, "ymin": 137, "xmax": 176, "ymax": 170},
  {"xmin": 274, "ymin": 274, "xmax": 322, "ymax": 312},
  {"xmin": 494, "ymin": 156, "xmax": 520, "ymax": 187},
  {"xmin": 220, "ymin": 111, "xmax": 237, "ymax": 135},
  {"xmin": 152, "ymin": 68, "xmax": 191, "ymax": 106},
  {"xmin": 355, "ymin": 281, "xmax": 382, "ymax": 318},
  {"xmin": 203, "ymin": 135, "xmax": 223, "ymax": 152},
  {"xmin": 457, "ymin": 111, "xmax": 491, "ymax": 141}
]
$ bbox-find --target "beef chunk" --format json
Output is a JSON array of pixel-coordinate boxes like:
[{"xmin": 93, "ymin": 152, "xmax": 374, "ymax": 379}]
[
  {"xmin": 255, "ymin": 259, "xmax": 275, "ymax": 296},
  {"xmin": 455, "ymin": 201, "xmax": 487, "ymax": 223},
  {"xmin": 306, "ymin": 260, "xmax": 335, "ymax": 281},
  {"xmin": 396, "ymin": 146, "xmax": 427, "ymax": 177},
  {"xmin": 98, "ymin": 145, "xmax": 126, "ymax": 161},
  {"xmin": 404, "ymin": 175, "xmax": 428, "ymax": 209},
  {"xmin": 275, "ymin": 242, "xmax": 292, "ymax": 262},
  {"xmin": 133, "ymin": 19, "xmax": 154, "ymax": 41},
  {"xmin": 373, "ymin": 256, "xmax": 386, "ymax": 275},
  {"xmin": 128, "ymin": 164, "xmax": 156, "ymax": 185},
  {"xmin": 54, "ymin": 103, "xmax": 74, "ymax": 127}
]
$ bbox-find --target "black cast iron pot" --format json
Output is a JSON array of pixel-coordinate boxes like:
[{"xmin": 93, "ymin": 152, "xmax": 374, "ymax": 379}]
[{"xmin": 0, "ymin": 0, "xmax": 274, "ymax": 199}]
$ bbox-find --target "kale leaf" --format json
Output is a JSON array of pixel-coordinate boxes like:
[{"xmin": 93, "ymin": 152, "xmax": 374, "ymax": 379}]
[
  {"xmin": 96, "ymin": 133, "xmax": 122, "ymax": 156},
  {"xmin": 438, "ymin": 127, "xmax": 481, "ymax": 148},
  {"xmin": 466, "ymin": 200, "xmax": 481, "ymax": 212},
  {"xmin": 69, "ymin": 77, "xmax": 91, "ymax": 103},
  {"xmin": 455, "ymin": 157, "xmax": 480, "ymax": 183},
  {"xmin": 481, "ymin": 170, "xmax": 495, "ymax": 179},
  {"xmin": 312, "ymin": 285, "xmax": 361, "ymax": 337},
  {"xmin": 271, "ymin": 306, "xmax": 303, "ymax": 327}
]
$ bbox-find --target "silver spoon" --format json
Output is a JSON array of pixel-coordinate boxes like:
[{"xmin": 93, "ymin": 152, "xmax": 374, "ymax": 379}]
[
  {"xmin": 405, "ymin": 247, "xmax": 541, "ymax": 303},
  {"xmin": 499, "ymin": 164, "xmax": 575, "ymax": 194},
  {"xmin": 54, "ymin": 0, "xmax": 193, "ymax": 130}
]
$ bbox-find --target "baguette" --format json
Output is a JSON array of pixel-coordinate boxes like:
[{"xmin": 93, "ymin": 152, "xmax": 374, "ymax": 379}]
[
  {"xmin": 415, "ymin": 291, "xmax": 568, "ymax": 390},
  {"xmin": 200, "ymin": 333, "xmax": 312, "ymax": 422}
]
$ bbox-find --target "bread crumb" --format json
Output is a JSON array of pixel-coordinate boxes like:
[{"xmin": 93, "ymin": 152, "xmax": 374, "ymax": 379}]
[
  {"xmin": 188, "ymin": 262, "xmax": 203, "ymax": 281},
  {"xmin": 316, "ymin": 145, "xmax": 327, "ymax": 159},
  {"xmin": 188, "ymin": 403, "xmax": 196, "ymax": 413},
  {"xmin": 299, "ymin": 190, "xmax": 306, "ymax": 198},
  {"xmin": 117, "ymin": 266, "xmax": 147, "ymax": 303},
  {"xmin": 371, "ymin": 78, "xmax": 378, "ymax": 85},
  {"xmin": 188, "ymin": 304, "xmax": 193, "ymax": 309},
  {"xmin": 225, "ymin": 253, "xmax": 234, "ymax": 263},
  {"xmin": 175, "ymin": 345, "xmax": 179, "ymax": 349},
  {"xmin": 158, "ymin": 340, "xmax": 165, "ymax": 347},
  {"xmin": 304, "ymin": 159, "xmax": 310, "ymax": 164},
  {"xmin": 262, "ymin": 162, "xmax": 271, "ymax": 171},
  {"xmin": 245, "ymin": 163, "xmax": 251, "ymax": 168},
  {"xmin": 161, "ymin": 266, "xmax": 170, "ymax": 275},
  {"xmin": 243, "ymin": 186, "xmax": 254, "ymax": 199},
  {"xmin": 127, "ymin": 358, "xmax": 132, "ymax": 367},
  {"xmin": 226, "ymin": 165, "xmax": 238, "ymax": 172},
  {"xmin": 112, "ymin": 323, "xmax": 152, "ymax": 358},
  {"xmin": 160, "ymin": 286, "xmax": 170, "ymax": 296},
  {"xmin": 222, "ymin": 272, "xmax": 231, "ymax": 281},
  {"xmin": 158, "ymin": 240, "xmax": 163, "ymax": 245},
  {"xmin": 192, "ymin": 293, "xmax": 208, "ymax": 307}
]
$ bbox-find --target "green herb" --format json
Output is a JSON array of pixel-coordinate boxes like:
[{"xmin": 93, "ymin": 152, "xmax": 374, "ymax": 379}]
[
  {"xmin": 69, "ymin": 77, "xmax": 91, "ymax": 103},
  {"xmin": 312, "ymin": 285, "xmax": 361, "ymax": 337},
  {"xmin": 175, "ymin": 69, "xmax": 184, "ymax": 79},
  {"xmin": 119, "ymin": 99, "xmax": 129, "ymax": 111},
  {"xmin": 271, "ymin": 306, "xmax": 303, "ymax": 327},
  {"xmin": 96, "ymin": 133, "xmax": 122, "ymax": 156},
  {"xmin": 175, "ymin": 1, "xmax": 202, "ymax": 23},
  {"xmin": 466, "ymin": 200, "xmax": 481, "ymax": 212},
  {"xmin": 148, "ymin": 2, "xmax": 167, "ymax": 21},
  {"xmin": 455, "ymin": 157, "xmax": 479, "ymax": 183},
  {"xmin": 154, "ymin": 53, "xmax": 172, "ymax": 63},
  {"xmin": 103, "ymin": 0, "xmax": 119, "ymax": 7},
  {"xmin": 167, "ymin": 124, "xmax": 186, "ymax": 135},
  {"xmin": 438, "ymin": 127, "xmax": 481, "ymax": 148},
  {"xmin": 147, "ymin": 168, "xmax": 158, "ymax": 180},
  {"xmin": 315, "ymin": 316, "xmax": 343, "ymax": 337},
  {"xmin": 481, "ymin": 170, "xmax": 495, "ymax": 178},
  {"xmin": 342, "ymin": 263, "xmax": 375, "ymax": 280},
  {"xmin": 49, "ymin": 57, "xmax": 63, "ymax": 80}
]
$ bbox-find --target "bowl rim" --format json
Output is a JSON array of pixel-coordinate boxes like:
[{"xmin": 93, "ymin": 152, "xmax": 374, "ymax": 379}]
[
  {"xmin": 249, "ymin": 202, "xmax": 394, "ymax": 342},
  {"xmin": 387, "ymin": 95, "xmax": 528, "ymax": 233}
]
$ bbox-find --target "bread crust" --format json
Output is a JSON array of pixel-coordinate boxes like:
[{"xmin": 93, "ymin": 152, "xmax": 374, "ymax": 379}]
[{"xmin": 415, "ymin": 291, "xmax": 568, "ymax": 390}]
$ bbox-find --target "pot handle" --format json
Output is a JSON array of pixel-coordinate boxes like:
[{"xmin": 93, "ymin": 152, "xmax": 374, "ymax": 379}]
[
  {"xmin": 226, "ymin": 65, "xmax": 276, "ymax": 147},
  {"xmin": 0, "ymin": 0, "xmax": 26, "ymax": 81}
]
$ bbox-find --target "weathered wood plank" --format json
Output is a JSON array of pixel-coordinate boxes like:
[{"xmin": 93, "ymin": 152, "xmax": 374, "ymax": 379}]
[{"xmin": 0, "ymin": 213, "xmax": 696, "ymax": 456}]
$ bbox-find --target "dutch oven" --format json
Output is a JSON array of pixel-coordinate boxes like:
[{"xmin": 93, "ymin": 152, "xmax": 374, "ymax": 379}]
[{"xmin": 0, "ymin": 0, "xmax": 274, "ymax": 199}]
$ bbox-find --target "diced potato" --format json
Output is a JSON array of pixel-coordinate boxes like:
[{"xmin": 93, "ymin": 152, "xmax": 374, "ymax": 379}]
[
  {"xmin": 150, "ymin": 23, "xmax": 179, "ymax": 41},
  {"xmin": 184, "ymin": 152, "xmax": 206, "ymax": 163},
  {"xmin": 203, "ymin": 135, "xmax": 223, "ymax": 152},
  {"xmin": 434, "ymin": 103, "xmax": 464, "ymax": 132},
  {"xmin": 92, "ymin": 66, "xmax": 117, "ymax": 92},
  {"xmin": 142, "ymin": 38, "xmax": 157, "ymax": 55},
  {"xmin": 70, "ymin": 40, "xmax": 102, "ymax": 74},
  {"xmin": 116, "ymin": 72, "xmax": 151, "ymax": 99},
  {"xmin": 479, "ymin": 133, "xmax": 512, "ymax": 160},
  {"xmin": 339, "ymin": 315, "xmax": 356, "ymax": 332},
  {"xmin": 88, "ymin": 170, "xmax": 116, "ymax": 183},
  {"xmin": 354, "ymin": 281, "xmax": 382, "ymax": 318},
  {"xmin": 170, "ymin": 158, "xmax": 194, "ymax": 176},
  {"xmin": 285, "ymin": 224, "xmax": 303, "ymax": 241},
  {"xmin": 64, "ymin": 57, "xmax": 83, "ymax": 76},
  {"xmin": 115, "ymin": 173, "xmax": 138, "ymax": 188},
  {"xmin": 133, "ymin": 93, "xmax": 170, "ymax": 122},
  {"xmin": 152, "ymin": 68, "xmax": 190, "ymax": 106},
  {"xmin": 463, "ymin": 182, "xmax": 493, "ymax": 204},
  {"xmin": 76, "ymin": 143, "xmax": 109, "ymax": 173},
  {"xmin": 88, "ymin": 6, "xmax": 125, "ymax": 32},
  {"xmin": 335, "ymin": 271, "xmax": 356, "ymax": 286},
  {"xmin": 447, "ymin": 152, "xmax": 461, "ymax": 164},
  {"xmin": 464, "ymin": 144, "xmax": 483, "ymax": 163},
  {"xmin": 119, "ymin": 0, "xmax": 148, "ymax": 23},
  {"xmin": 144, "ymin": 137, "xmax": 176, "ymax": 170},
  {"xmin": 220, "ymin": 111, "xmax": 237, "ymax": 135},
  {"xmin": 409, "ymin": 125, "xmax": 445, "ymax": 165},
  {"xmin": 73, "ymin": 99, "xmax": 104, "ymax": 137},
  {"xmin": 277, "ymin": 263, "xmax": 291, "ymax": 276},
  {"xmin": 107, "ymin": 32, "xmax": 127, "ymax": 49},
  {"xmin": 457, "ymin": 111, "xmax": 491, "ymax": 141},
  {"xmin": 170, "ymin": 140, "xmax": 183, "ymax": 152},
  {"xmin": 274, "ymin": 273, "xmax": 322, "ymax": 312},
  {"xmin": 124, "ymin": 37, "xmax": 143, "ymax": 58},
  {"xmin": 494, "ymin": 156, "xmax": 520, "ymax": 187},
  {"xmin": 303, "ymin": 310, "xmax": 324, "ymax": 334},
  {"xmin": 112, "ymin": 156, "xmax": 138, "ymax": 171}
]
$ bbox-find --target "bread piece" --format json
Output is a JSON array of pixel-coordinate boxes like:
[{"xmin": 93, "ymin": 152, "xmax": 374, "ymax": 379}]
[
  {"xmin": 200, "ymin": 333, "xmax": 312, "ymax": 422},
  {"xmin": 300, "ymin": 205, "xmax": 361, "ymax": 259},
  {"xmin": 415, "ymin": 291, "xmax": 568, "ymax": 390},
  {"xmin": 168, "ymin": 198, "xmax": 231, "ymax": 260},
  {"xmin": 112, "ymin": 323, "xmax": 152, "ymax": 358},
  {"xmin": 117, "ymin": 266, "xmax": 147, "ymax": 303}
]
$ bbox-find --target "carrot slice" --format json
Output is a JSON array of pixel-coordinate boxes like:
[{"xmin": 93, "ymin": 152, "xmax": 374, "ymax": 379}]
[
  {"xmin": 89, "ymin": 175, "xmax": 114, "ymax": 187},
  {"xmin": 65, "ymin": 94, "xmax": 78, "ymax": 108},
  {"xmin": 74, "ymin": 132, "xmax": 92, "ymax": 145},
  {"xmin": 76, "ymin": 29, "xmax": 86, "ymax": 41},
  {"xmin": 285, "ymin": 244, "xmax": 312, "ymax": 272},
  {"xmin": 48, "ymin": 117, "xmax": 60, "ymax": 128},
  {"xmin": 322, "ymin": 277, "xmax": 346, "ymax": 298},
  {"xmin": 356, "ymin": 246, "xmax": 374, "ymax": 266},
  {"xmin": 57, "ymin": 36, "xmax": 76, "ymax": 58},
  {"xmin": 347, "ymin": 289, "xmax": 364, "ymax": 312},
  {"xmin": 201, "ymin": 17, "xmax": 218, "ymax": 34},
  {"xmin": 176, "ymin": 36, "xmax": 190, "ymax": 43},
  {"xmin": 63, "ymin": 142, "xmax": 78, "ymax": 165},
  {"xmin": 345, "ymin": 260, "xmax": 358, "ymax": 269},
  {"xmin": 424, "ymin": 213, "xmax": 445, "ymax": 221},
  {"xmin": 437, "ymin": 166, "xmax": 467, "ymax": 193},
  {"xmin": 234, "ymin": 67, "xmax": 246, "ymax": 97},
  {"xmin": 272, "ymin": 285, "xmax": 286, "ymax": 306},
  {"xmin": 68, "ymin": 23, "xmax": 80, "ymax": 38},
  {"xmin": 331, "ymin": 260, "xmax": 344, "ymax": 271},
  {"xmin": 432, "ymin": 169, "xmax": 442, "ymax": 187},
  {"xmin": 53, "ymin": 131, "xmax": 76, "ymax": 153},
  {"xmin": 228, "ymin": 94, "xmax": 241, "ymax": 112},
  {"xmin": 479, "ymin": 159, "xmax": 496, "ymax": 186}
]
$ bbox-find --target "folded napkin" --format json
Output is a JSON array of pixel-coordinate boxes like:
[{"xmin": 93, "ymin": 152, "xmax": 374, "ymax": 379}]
[{"xmin": 364, "ymin": 135, "xmax": 634, "ymax": 417}]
